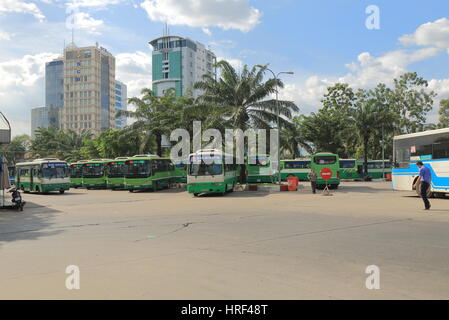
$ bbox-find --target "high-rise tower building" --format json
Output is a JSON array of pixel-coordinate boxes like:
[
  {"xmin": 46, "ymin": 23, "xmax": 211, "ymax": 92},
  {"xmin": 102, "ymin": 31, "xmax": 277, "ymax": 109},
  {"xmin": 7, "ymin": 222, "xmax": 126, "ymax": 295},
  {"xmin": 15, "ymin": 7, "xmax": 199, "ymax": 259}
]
[
  {"xmin": 114, "ymin": 80, "xmax": 127, "ymax": 129},
  {"xmin": 149, "ymin": 35, "xmax": 216, "ymax": 98},
  {"xmin": 59, "ymin": 43, "xmax": 116, "ymax": 135}
]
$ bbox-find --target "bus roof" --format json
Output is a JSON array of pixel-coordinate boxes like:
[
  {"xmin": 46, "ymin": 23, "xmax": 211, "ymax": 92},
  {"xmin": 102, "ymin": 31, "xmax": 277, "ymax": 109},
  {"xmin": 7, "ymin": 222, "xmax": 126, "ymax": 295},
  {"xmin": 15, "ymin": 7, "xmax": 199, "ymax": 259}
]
[
  {"xmin": 83, "ymin": 159, "xmax": 112, "ymax": 164},
  {"xmin": 16, "ymin": 158, "xmax": 67, "ymax": 166},
  {"xmin": 189, "ymin": 149, "xmax": 234, "ymax": 158},
  {"xmin": 394, "ymin": 127, "xmax": 449, "ymax": 140},
  {"xmin": 313, "ymin": 152, "xmax": 338, "ymax": 156},
  {"xmin": 282, "ymin": 158, "xmax": 310, "ymax": 162}
]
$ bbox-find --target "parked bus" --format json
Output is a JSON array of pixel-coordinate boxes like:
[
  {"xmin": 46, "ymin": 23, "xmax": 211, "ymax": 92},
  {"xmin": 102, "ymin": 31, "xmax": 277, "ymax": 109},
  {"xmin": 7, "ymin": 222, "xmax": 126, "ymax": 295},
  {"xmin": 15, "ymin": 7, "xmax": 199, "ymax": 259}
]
[
  {"xmin": 367, "ymin": 160, "xmax": 392, "ymax": 179},
  {"xmin": 310, "ymin": 152, "xmax": 340, "ymax": 189},
  {"xmin": 82, "ymin": 159, "xmax": 111, "ymax": 189},
  {"xmin": 173, "ymin": 161, "xmax": 187, "ymax": 183},
  {"xmin": 69, "ymin": 160, "xmax": 88, "ymax": 188},
  {"xmin": 246, "ymin": 154, "xmax": 277, "ymax": 183},
  {"xmin": 393, "ymin": 128, "xmax": 449, "ymax": 197},
  {"xmin": 124, "ymin": 155, "xmax": 176, "ymax": 192},
  {"xmin": 15, "ymin": 158, "xmax": 70, "ymax": 194},
  {"xmin": 340, "ymin": 159, "xmax": 362, "ymax": 180},
  {"xmin": 280, "ymin": 158, "xmax": 311, "ymax": 181},
  {"xmin": 187, "ymin": 149, "xmax": 238, "ymax": 196},
  {"xmin": 106, "ymin": 157, "xmax": 128, "ymax": 190}
]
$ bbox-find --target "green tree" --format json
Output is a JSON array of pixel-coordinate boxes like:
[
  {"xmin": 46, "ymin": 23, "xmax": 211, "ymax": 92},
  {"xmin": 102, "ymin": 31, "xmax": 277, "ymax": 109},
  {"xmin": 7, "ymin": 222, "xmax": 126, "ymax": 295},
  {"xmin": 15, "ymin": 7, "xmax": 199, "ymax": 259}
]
[
  {"xmin": 438, "ymin": 98, "xmax": 449, "ymax": 128},
  {"xmin": 30, "ymin": 127, "xmax": 92, "ymax": 161},
  {"xmin": 118, "ymin": 88, "xmax": 191, "ymax": 156},
  {"xmin": 0, "ymin": 134, "xmax": 31, "ymax": 164},
  {"xmin": 195, "ymin": 61, "xmax": 299, "ymax": 182},
  {"xmin": 389, "ymin": 72, "xmax": 436, "ymax": 134}
]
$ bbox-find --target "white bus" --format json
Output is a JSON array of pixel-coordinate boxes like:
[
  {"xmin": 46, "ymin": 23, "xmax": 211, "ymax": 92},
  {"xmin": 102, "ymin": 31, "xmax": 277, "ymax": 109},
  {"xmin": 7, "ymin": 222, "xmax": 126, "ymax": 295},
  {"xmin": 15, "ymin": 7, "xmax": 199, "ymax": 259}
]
[
  {"xmin": 187, "ymin": 149, "xmax": 238, "ymax": 196},
  {"xmin": 392, "ymin": 128, "xmax": 449, "ymax": 197},
  {"xmin": 16, "ymin": 158, "xmax": 71, "ymax": 194}
]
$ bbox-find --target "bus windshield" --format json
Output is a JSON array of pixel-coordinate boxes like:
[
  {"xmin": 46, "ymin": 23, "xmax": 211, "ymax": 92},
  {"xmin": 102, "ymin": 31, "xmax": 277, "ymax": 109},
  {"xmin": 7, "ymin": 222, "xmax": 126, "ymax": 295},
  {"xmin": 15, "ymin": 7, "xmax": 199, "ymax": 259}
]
[
  {"xmin": 340, "ymin": 160, "xmax": 355, "ymax": 168},
  {"xmin": 125, "ymin": 160, "xmax": 150, "ymax": 178},
  {"xmin": 83, "ymin": 163, "xmax": 105, "ymax": 178},
  {"xmin": 70, "ymin": 165, "xmax": 82, "ymax": 178},
  {"xmin": 189, "ymin": 155, "xmax": 223, "ymax": 176},
  {"xmin": 41, "ymin": 163, "xmax": 68, "ymax": 179},
  {"xmin": 108, "ymin": 162, "xmax": 125, "ymax": 178},
  {"xmin": 314, "ymin": 156, "xmax": 337, "ymax": 165}
]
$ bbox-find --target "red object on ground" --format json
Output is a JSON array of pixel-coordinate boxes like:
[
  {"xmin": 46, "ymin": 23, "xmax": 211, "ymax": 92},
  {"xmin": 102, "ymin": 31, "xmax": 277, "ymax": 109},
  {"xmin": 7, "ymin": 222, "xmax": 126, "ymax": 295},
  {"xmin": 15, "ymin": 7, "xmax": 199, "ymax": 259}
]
[
  {"xmin": 320, "ymin": 168, "xmax": 332, "ymax": 181},
  {"xmin": 385, "ymin": 173, "xmax": 392, "ymax": 181},
  {"xmin": 287, "ymin": 176, "xmax": 299, "ymax": 191},
  {"xmin": 280, "ymin": 185, "xmax": 289, "ymax": 192}
]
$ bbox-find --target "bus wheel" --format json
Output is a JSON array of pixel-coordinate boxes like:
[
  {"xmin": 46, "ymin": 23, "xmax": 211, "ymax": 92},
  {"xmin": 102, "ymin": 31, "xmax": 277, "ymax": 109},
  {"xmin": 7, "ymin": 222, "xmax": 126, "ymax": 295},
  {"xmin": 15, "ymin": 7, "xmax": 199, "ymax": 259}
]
[
  {"xmin": 193, "ymin": 193, "xmax": 199, "ymax": 197},
  {"xmin": 129, "ymin": 190, "xmax": 134, "ymax": 193},
  {"xmin": 59, "ymin": 190, "xmax": 65, "ymax": 194}
]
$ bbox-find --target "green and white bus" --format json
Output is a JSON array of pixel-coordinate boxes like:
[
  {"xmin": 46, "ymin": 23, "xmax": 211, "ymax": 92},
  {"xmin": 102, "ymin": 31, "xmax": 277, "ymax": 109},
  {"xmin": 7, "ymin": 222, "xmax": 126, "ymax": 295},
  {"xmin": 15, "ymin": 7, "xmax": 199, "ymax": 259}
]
[
  {"xmin": 82, "ymin": 159, "xmax": 111, "ymax": 189},
  {"xmin": 16, "ymin": 158, "xmax": 71, "ymax": 194},
  {"xmin": 280, "ymin": 158, "xmax": 311, "ymax": 181},
  {"xmin": 106, "ymin": 157, "xmax": 128, "ymax": 190},
  {"xmin": 246, "ymin": 154, "xmax": 277, "ymax": 183},
  {"xmin": 311, "ymin": 152, "xmax": 341, "ymax": 189},
  {"xmin": 187, "ymin": 149, "xmax": 238, "ymax": 196},
  {"xmin": 339, "ymin": 159, "xmax": 363, "ymax": 180},
  {"xmin": 367, "ymin": 160, "xmax": 392, "ymax": 179},
  {"xmin": 173, "ymin": 161, "xmax": 187, "ymax": 183},
  {"xmin": 69, "ymin": 160, "xmax": 88, "ymax": 188},
  {"xmin": 124, "ymin": 155, "xmax": 176, "ymax": 192}
]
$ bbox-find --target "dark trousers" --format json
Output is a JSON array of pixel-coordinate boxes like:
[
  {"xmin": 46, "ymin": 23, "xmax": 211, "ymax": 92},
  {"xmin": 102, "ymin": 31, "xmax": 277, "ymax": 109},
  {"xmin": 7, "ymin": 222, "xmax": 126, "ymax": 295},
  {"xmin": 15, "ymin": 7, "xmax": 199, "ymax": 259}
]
[
  {"xmin": 311, "ymin": 181, "xmax": 316, "ymax": 194},
  {"xmin": 421, "ymin": 181, "xmax": 431, "ymax": 209}
]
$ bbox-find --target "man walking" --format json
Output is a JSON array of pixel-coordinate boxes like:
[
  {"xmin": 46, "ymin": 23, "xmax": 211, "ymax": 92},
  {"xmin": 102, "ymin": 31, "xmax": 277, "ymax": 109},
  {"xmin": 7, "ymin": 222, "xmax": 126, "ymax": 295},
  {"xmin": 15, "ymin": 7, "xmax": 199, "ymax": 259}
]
[
  {"xmin": 308, "ymin": 168, "xmax": 317, "ymax": 194},
  {"xmin": 413, "ymin": 161, "xmax": 432, "ymax": 210}
]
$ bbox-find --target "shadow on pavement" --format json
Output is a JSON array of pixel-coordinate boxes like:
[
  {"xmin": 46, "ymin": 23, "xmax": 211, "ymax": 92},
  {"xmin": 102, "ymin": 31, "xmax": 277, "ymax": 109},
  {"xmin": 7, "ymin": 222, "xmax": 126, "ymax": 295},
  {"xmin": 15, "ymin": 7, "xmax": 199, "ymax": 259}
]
[
  {"xmin": 336, "ymin": 185, "xmax": 393, "ymax": 194},
  {"xmin": 0, "ymin": 201, "xmax": 62, "ymax": 245}
]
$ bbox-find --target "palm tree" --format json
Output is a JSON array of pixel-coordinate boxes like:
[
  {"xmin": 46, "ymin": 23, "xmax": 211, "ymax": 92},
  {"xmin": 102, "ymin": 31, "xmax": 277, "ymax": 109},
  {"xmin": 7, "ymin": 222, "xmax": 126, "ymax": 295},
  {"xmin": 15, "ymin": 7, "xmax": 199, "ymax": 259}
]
[
  {"xmin": 195, "ymin": 61, "xmax": 299, "ymax": 131},
  {"xmin": 194, "ymin": 61, "xmax": 299, "ymax": 182},
  {"xmin": 118, "ymin": 88, "xmax": 185, "ymax": 156}
]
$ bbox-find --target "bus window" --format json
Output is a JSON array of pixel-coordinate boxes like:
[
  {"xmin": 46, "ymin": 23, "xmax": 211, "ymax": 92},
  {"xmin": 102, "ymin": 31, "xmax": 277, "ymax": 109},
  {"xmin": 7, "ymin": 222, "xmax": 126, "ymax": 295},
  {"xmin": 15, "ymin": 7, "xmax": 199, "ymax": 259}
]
[
  {"xmin": 42, "ymin": 163, "xmax": 68, "ymax": 179},
  {"xmin": 126, "ymin": 160, "xmax": 150, "ymax": 178},
  {"xmin": 189, "ymin": 161, "xmax": 222, "ymax": 176},
  {"xmin": 340, "ymin": 160, "xmax": 355, "ymax": 168},
  {"xmin": 285, "ymin": 161, "xmax": 310, "ymax": 169},
  {"xmin": 314, "ymin": 156, "xmax": 336, "ymax": 165},
  {"xmin": 433, "ymin": 141, "xmax": 449, "ymax": 159},
  {"xmin": 249, "ymin": 156, "xmax": 269, "ymax": 166},
  {"xmin": 83, "ymin": 163, "xmax": 105, "ymax": 178}
]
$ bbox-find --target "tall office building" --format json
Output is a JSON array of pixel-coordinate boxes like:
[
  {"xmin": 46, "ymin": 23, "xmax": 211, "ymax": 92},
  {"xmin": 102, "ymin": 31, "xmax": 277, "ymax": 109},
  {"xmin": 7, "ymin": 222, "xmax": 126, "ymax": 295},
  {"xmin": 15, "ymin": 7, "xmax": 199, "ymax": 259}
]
[
  {"xmin": 149, "ymin": 35, "xmax": 216, "ymax": 97},
  {"xmin": 30, "ymin": 59, "xmax": 64, "ymax": 137},
  {"xmin": 45, "ymin": 59, "xmax": 64, "ymax": 127},
  {"xmin": 31, "ymin": 106, "xmax": 50, "ymax": 138},
  {"xmin": 114, "ymin": 80, "xmax": 127, "ymax": 129},
  {"xmin": 59, "ymin": 43, "xmax": 116, "ymax": 136}
]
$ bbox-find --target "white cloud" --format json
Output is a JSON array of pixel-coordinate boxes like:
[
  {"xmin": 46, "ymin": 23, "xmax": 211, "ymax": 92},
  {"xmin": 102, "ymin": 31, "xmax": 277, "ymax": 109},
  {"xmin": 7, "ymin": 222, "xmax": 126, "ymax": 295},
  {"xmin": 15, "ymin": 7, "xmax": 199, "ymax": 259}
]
[
  {"xmin": 202, "ymin": 27, "xmax": 212, "ymax": 36},
  {"xmin": 67, "ymin": 0, "xmax": 126, "ymax": 9},
  {"xmin": 0, "ymin": 52, "xmax": 60, "ymax": 136},
  {"xmin": 116, "ymin": 51, "xmax": 152, "ymax": 99},
  {"xmin": 0, "ymin": 31, "xmax": 12, "ymax": 40},
  {"xmin": 69, "ymin": 12, "xmax": 104, "ymax": 34},
  {"xmin": 0, "ymin": 0, "xmax": 45, "ymax": 21},
  {"xmin": 140, "ymin": 0, "xmax": 262, "ymax": 32},
  {"xmin": 400, "ymin": 18, "xmax": 449, "ymax": 50}
]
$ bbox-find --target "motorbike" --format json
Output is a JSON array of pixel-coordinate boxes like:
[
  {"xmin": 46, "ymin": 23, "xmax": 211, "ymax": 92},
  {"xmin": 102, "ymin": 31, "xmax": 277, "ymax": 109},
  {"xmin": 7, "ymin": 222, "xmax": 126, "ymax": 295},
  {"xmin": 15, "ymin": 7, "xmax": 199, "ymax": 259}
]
[{"xmin": 8, "ymin": 187, "xmax": 25, "ymax": 211}]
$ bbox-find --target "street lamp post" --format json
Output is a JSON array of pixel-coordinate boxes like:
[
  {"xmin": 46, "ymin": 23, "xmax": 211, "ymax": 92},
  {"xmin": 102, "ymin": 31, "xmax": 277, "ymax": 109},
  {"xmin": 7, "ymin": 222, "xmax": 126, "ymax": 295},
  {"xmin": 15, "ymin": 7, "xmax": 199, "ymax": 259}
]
[{"xmin": 256, "ymin": 66, "xmax": 294, "ymax": 185}]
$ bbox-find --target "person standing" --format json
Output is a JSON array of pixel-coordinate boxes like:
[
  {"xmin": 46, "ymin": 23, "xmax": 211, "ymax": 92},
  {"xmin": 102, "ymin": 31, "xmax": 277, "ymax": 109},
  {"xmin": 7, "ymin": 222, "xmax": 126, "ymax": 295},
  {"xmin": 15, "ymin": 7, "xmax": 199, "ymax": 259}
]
[
  {"xmin": 413, "ymin": 161, "xmax": 432, "ymax": 210},
  {"xmin": 308, "ymin": 168, "xmax": 317, "ymax": 194}
]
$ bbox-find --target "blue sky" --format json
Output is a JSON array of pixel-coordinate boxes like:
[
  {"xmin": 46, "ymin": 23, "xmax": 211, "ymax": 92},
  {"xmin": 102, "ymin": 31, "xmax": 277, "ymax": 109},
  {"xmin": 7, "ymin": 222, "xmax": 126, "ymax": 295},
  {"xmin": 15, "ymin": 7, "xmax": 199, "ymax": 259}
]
[{"xmin": 1, "ymin": 0, "xmax": 449, "ymax": 136}]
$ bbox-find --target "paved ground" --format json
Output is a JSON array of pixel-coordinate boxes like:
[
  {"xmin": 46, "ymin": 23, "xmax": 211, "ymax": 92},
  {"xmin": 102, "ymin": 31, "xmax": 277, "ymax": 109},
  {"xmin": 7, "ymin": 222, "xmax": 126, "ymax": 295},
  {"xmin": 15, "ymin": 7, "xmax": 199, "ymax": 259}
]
[{"xmin": 0, "ymin": 181, "xmax": 448, "ymax": 300}]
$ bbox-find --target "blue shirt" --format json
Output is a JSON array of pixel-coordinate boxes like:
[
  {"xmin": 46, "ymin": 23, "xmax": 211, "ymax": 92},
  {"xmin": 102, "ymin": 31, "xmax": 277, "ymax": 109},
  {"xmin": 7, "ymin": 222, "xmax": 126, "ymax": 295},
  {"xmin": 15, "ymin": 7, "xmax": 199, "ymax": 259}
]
[{"xmin": 419, "ymin": 165, "xmax": 432, "ymax": 183}]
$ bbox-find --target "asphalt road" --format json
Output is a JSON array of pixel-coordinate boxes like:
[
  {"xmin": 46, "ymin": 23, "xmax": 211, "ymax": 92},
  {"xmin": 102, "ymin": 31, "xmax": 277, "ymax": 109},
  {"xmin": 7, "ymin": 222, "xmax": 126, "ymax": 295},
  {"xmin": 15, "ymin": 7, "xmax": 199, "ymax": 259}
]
[{"xmin": 1, "ymin": 181, "xmax": 448, "ymax": 299}]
